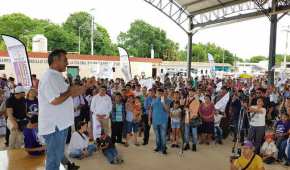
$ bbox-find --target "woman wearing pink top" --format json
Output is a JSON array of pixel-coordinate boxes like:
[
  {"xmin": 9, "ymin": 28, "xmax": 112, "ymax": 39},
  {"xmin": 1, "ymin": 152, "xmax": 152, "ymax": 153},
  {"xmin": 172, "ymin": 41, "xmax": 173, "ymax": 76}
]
[{"xmin": 199, "ymin": 95, "xmax": 215, "ymax": 145}]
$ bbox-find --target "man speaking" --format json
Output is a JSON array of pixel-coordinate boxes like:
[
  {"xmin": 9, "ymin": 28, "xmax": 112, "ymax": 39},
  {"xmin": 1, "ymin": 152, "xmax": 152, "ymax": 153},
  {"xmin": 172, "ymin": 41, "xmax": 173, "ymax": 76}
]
[{"xmin": 38, "ymin": 49, "xmax": 94, "ymax": 170}]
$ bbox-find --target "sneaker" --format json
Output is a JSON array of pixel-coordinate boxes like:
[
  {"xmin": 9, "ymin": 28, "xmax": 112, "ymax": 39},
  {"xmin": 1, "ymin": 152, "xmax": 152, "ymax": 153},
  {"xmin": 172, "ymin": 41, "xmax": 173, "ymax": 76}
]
[
  {"xmin": 142, "ymin": 142, "xmax": 148, "ymax": 146},
  {"xmin": 192, "ymin": 144, "xmax": 197, "ymax": 152},
  {"xmin": 162, "ymin": 150, "xmax": 167, "ymax": 155},
  {"xmin": 154, "ymin": 148, "xmax": 160, "ymax": 152},
  {"xmin": 67, "ymin": 163, "xmax": 80, "ymax": 170},
  {"xmin": 284, "ymin": 162, "xmax": 290, "ymax": 166},
  {"xmin": 183, "ymin": 143, "xmax": 190, "ymax": 150}
]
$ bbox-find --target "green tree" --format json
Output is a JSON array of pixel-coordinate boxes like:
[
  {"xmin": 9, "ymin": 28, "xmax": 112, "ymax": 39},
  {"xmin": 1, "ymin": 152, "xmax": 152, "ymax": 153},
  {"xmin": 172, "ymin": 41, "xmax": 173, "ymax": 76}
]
[
  {"xmin": 63, "ymin": 12, "xmax": 117, "ymax": 55},
  {"xmin": 249, "ymin": 55, "xmax": 267, "ymax": 63},
  {"xmin": 0, "ymin": 13, "xmax": 35, "ymax": 50},
  {"xmin": 117, "ymin": 20, "xmax": 179, "ymax": 60},
  {"xmin": 275, "ymin": 54, "xmax": 290, "ymax": 65}
]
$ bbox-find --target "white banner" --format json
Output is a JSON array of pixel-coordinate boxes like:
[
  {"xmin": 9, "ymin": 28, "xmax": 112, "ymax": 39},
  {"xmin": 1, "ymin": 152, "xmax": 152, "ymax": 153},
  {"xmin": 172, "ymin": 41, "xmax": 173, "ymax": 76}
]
[
  {"xmin": 118, "ymin": 47, "xmax": 132, "ymax": 82},
  {"xmin": 140, "ymin": 78, "xmax": 154, "ymax": 89},
  {"xmin": 215, "ymin": 92, "xmax": 230, "ymax": 112},
  {"xmin": 208, "ymin": 53, "xmax": 215, "ymax": 77},
  {"xmin": 216, "ymin": 82, "xmax": 223, "ymax": 92},
  {"xmin": 1, "ymin": 35, "xmax": 32, "ymax": 87},
  {"xmin": 94, "ymin": 63, "xmax": 113, "ymax": 79}
]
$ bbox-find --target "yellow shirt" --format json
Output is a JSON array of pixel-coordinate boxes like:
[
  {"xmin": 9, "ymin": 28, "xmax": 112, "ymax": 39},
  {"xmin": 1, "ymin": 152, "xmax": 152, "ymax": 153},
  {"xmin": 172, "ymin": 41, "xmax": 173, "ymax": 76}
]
[{"xmin": 234, "ymin": 154, "xmax": 263, "ymax": 170}]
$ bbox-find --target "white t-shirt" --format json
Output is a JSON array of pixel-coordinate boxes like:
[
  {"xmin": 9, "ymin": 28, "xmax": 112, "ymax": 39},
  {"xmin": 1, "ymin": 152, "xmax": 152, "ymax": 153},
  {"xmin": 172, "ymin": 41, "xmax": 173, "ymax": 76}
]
[
  {"xmin": 90, "ymin": 94, "xmax": 112, "ymax": 119},
  {"xmin": 68, "ymin": 131, "xmax": 89, "ymax": 154},
  {"xmin": 260, "ymin": 141, "xmax": 277, "ymax": 158},
  {"xmin": 38, "ymin": 69, "xmax": 74, "ymax": 136},
  {"xmin": 249, "ymin": 106, "xmax": 266, "ymax": 127}
]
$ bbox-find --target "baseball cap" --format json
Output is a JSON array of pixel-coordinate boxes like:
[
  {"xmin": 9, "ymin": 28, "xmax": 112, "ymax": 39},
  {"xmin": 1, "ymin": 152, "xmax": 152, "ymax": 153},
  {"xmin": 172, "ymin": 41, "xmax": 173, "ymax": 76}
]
[
  {"xmin": 243, "ymin": 140, "xmax": 254, "ymax": 148},
  {"xmin": 14, "ymin": 86, "xmax": 25, "ymax": 94}
]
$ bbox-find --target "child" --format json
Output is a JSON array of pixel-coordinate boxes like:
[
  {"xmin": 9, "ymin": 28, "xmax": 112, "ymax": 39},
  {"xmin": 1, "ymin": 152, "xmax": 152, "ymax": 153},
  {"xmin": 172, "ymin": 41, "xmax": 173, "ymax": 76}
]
[
  {"xmin": 214, "ymin": 112, "xmax": 223, "ymax": 144},
  {"xmin": 68, "ymin": 121, "xmax": 97, "ymax": 159},
  {"xmin": 170, "ymin": 101, "xmax": 182, "ymax": 148},
  {"xmin": 275, "ymin": 114, "xmax": 290, "ymax": 149},
  {"xmin": 260, "ymin": 132, "xmax": 278, "ymax": 164},
  {"xmin": 125, "ymin": 96, "xmax": 140, "ymax": 146},
  {"xmin": 23, "ymin": 115, "xmax": 80, "ymax": 170},
  {"xmin": 111, "ymin": 93, "xmax": 125, "ymax": 144},
  {"xmin": 23, "ymin": 115, "xmax": 45, "ymax": 156},
  {"xmin": 97, "ymin": 129, "xmax": 124, "ymax": 164}
]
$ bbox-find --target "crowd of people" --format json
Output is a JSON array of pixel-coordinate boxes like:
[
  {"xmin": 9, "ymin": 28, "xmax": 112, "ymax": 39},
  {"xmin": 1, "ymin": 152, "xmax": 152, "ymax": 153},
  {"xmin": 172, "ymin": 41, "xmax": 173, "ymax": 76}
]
[{"xmin": 0, "ymin": 49, "xmax": 290, "ymax": 170}]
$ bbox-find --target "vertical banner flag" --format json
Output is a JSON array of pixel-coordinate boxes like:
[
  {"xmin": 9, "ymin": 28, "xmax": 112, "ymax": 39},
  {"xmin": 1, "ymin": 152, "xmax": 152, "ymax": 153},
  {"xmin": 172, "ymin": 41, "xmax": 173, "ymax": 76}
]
[
  {"xmin": 215, "ymin": 92, "xmax": 230, "ymax": 112},
  {"xmin": 208, "ymin": 53, "xmax": 215, "ymax": 77},
  {"xmin": 1, "ymin": 35, "xmax": 32, "ymax": 87},
  {"xmin": 118, "ymin": 47, "xmax": 132, "ymax": 82}
]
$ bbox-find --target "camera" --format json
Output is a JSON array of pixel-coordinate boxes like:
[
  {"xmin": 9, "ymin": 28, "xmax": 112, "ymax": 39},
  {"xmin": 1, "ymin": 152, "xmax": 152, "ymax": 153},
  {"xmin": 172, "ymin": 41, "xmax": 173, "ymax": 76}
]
[{"xmin": 230, "ymin": 147, "xmax": 241, "ymax": 162}]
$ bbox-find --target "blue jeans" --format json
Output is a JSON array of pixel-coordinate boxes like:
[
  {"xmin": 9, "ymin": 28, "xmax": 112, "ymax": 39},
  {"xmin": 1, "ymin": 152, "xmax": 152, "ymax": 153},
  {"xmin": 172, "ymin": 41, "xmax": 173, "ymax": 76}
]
[
  {"xmin": 214, "ymin": 126, "xmax": 223, "ymax": 142},
  {"xmin": 43, "ymin": 127, "xmax": 68, "ymax": 170},
  {"xmin": 184, "ymin": 124, "xmax": 197, "ymax": 144},
  {"xmin": 69, "ymin": 144, "xmax": 97, "ymax": 159},
  {"xmin": 278, "ymin": 139, "xmax": 290, "ymax": 162},
  {"xmin": 103, "ymin": 147, "xmax": 118, "ymax": 163},
  {"xmin": 153, "ymin": 123, "xmax": 167, "ymax": 152}
]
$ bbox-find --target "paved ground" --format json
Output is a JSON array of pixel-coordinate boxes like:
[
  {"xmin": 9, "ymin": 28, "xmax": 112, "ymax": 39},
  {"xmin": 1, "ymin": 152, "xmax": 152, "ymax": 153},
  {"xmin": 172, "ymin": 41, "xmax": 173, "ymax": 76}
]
[{"xmin": 0, "ymin": 135, "xmax": 288, "ymax": 170}]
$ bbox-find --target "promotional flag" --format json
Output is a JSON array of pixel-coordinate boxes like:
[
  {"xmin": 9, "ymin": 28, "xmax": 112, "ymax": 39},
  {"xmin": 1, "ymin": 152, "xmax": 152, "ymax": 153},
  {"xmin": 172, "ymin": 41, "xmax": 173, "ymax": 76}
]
[
  {"xmin": 118, "ymin": 47, "xmax": 132, "ymax": 82},
  {"xmin": 140, "ymin": 78, "xmax": 154, "ymax": 89},
  {"xmin": 216, "ymin": 82, "xmax": 223, "ymax": 92},
  {"xmin": 1, "ymin": 35, "xmax": 32, "ymax": 87},
  {"xmin": 215, "ymin": 92, "xmax": 230, "ymax": 112},
  {"xmin": 208, "ymin": 53, "xmax": 215, "ymax": 77}
]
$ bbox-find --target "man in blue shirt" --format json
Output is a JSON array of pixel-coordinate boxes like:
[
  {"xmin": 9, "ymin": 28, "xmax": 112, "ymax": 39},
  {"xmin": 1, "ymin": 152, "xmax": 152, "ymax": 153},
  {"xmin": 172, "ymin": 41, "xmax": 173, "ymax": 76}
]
[{"xmin": 150, "ymin": 88, "xmax": 170, "ymax": 154}]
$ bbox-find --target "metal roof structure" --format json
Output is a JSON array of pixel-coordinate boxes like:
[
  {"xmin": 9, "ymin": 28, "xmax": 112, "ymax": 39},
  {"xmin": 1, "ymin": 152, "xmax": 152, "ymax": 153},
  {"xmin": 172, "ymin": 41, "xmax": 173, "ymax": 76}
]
[
  {"xmin": 144, "ymin": 0, "xmax": 290, "ymax": 83},
  {"xmin": 144, "ymin": 0, "xmax": 290, "ymax": 33}
]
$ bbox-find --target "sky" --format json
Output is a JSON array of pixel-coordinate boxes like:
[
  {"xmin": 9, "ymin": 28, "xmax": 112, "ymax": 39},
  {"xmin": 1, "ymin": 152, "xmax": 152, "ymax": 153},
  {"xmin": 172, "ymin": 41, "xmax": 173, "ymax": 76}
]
[{"xmin": 0, "ymin": 0, "xmax": 290, "ymax": 59}]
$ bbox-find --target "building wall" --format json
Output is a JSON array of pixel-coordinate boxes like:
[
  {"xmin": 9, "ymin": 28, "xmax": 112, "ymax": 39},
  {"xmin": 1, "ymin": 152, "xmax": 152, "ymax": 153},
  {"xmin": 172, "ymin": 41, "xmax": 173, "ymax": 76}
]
[{"xmin": 0, "ymin": 56, "xmax": 154, "ymax": 79}]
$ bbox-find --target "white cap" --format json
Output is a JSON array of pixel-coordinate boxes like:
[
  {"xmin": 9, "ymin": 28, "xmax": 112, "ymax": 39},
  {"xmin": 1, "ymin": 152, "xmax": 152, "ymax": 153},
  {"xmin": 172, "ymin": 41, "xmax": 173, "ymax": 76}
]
[{"xmin": 14, "ymin": 86, "xmax": 25, "ymax": 94}]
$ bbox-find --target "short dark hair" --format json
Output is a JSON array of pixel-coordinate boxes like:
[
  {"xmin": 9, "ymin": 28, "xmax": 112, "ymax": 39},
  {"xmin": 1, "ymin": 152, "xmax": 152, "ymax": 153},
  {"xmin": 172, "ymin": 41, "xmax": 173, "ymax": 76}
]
[
  {"xmin": 48, "ymin": 49, "xmax": 67, "ymax": 66},
  {"xmin": 30, "ymin": 115, "xmax": 38, "ymax": 124},
  {"xmin": 76, "ymin": 121, "xmax": 87, "ymax": 131},
  {"xmin": 100, "ymin": 85, "xmax": 107, "ymax": 90}
]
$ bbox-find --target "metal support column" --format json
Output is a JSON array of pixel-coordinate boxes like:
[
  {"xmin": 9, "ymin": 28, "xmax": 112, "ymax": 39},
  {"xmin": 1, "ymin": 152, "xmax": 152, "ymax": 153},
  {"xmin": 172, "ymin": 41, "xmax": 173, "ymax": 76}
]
[
  {"xmin": 268, "ymin": 0, "xmax": 278, "ymax": 84},
  {"xmin": 187, "ymin": 16, "xmax": 193, "ymax": 79}
]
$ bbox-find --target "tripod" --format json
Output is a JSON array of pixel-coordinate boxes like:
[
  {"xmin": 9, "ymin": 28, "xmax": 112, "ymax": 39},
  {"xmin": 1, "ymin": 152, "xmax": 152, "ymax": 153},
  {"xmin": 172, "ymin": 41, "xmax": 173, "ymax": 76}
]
[{"xmin": 231, "ymin": 106, "xmax": 249, "ymax": 157}]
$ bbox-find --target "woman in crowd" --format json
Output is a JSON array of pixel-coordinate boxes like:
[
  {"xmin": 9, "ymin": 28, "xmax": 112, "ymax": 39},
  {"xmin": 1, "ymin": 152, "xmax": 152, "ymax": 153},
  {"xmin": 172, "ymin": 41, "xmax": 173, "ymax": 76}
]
[
  {"xmin": 68, "ymin": 121, "xmax": 96, "ymax": 159},
  {"xmin": 199, "ymin": 95, "xmax": 215, "ymax": 145},
  {"xmin": 248, "ymin": 97, "xmax": 266, "ymax": 153}
]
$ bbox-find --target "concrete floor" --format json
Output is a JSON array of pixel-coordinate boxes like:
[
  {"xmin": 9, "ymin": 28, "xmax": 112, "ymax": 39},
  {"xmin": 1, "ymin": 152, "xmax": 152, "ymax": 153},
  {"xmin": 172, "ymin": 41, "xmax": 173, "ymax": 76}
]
[{"xmin": 0, "ymin": 135, "xmax": 288, "ymax": 170}]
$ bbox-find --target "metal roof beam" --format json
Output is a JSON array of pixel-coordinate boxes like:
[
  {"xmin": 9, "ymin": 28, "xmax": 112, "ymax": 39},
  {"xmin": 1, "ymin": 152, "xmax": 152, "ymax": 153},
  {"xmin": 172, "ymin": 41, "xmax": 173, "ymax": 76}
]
[
  {"xmin": 193, "ymin": 4, "xmax": 290, "ymax": 28},
  {"xmin": 190, "ymin": 0, "xmax": 250, "ymax": 15}
]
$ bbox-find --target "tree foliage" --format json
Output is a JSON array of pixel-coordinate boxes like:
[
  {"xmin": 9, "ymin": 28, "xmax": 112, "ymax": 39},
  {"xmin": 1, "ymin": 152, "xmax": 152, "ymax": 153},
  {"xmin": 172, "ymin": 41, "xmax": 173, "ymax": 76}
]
[
  {"xmin": 249, "ymin": 55, "xmax": 267, "ymax": 63},
  {"xmin": 176, "ymin": 43, "xmax": 238, "ymax": 65},
  {"xmin": 117, "ymin": 20, "xmax": 179, "ymax": 60},
  {"xmin": 63, "ymin": 12, "xmax": 117, "ymax": 55},
  {"xmin": 0, "ymin": 12, "xmax": 117, "ymax": 55}
]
